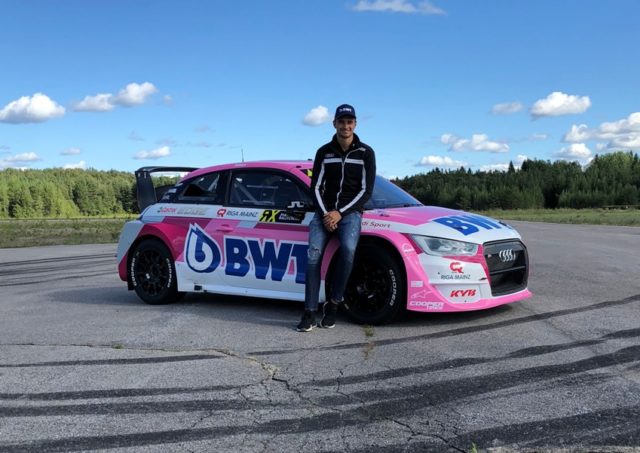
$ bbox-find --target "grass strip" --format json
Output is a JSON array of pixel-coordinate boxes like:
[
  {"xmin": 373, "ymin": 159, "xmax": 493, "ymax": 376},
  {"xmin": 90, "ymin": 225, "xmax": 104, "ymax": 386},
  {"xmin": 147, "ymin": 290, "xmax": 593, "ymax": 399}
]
[{"xmin": 0, "ymin": 218, "xmax": 133, "ymax": 248}]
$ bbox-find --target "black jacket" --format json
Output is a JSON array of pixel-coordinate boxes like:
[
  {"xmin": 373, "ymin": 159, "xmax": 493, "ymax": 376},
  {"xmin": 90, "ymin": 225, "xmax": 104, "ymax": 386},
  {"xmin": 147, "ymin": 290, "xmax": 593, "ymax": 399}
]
[{"xmin": 310, "ymin": 133, "xmax": 376, "ymax": 216}]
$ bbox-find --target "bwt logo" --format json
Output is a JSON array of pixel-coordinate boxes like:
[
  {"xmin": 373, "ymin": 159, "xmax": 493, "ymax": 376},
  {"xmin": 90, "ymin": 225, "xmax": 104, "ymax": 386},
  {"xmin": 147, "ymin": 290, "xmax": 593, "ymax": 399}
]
[
  {"xmin": 434, "ymin": 214, "xmax": 504, "ymax": 236},
  {"xmin": 185, "ymin": 224, "xmax": 308, "ymax": 283}
]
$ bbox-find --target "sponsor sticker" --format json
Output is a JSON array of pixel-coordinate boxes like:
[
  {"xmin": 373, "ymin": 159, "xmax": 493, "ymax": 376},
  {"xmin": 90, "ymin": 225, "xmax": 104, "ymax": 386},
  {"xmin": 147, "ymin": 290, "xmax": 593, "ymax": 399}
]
[
  {"xmin": 260, "ymin": 209, "xmax": 305, "ymax": 224},
  {"xmin": 409, "ymin": 301, "xmax": 444, "ymax": 310},
  {"xmin": 433, "ymin": 214, "xmax": 503, "ymax": 236},
  {"xmin": 450, "ymin": 289, "xmax": 477, "ymax": 297},
  {"xmin": 184, "ymin": 225, "xmax": 308, "ymax": 283}
]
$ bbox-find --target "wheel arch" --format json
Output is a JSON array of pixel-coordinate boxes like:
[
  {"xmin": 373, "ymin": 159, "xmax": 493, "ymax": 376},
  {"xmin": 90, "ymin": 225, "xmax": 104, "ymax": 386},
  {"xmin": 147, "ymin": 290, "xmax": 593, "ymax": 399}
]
[{"xmin": 125, "ymin": 231, "xmax": 177, "ymax": 290}]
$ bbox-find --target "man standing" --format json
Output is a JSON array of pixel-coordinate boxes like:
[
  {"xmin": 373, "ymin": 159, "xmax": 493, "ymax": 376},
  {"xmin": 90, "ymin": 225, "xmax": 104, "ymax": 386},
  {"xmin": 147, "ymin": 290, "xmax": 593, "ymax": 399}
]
[{"xmin": 297, "ymin": 104, "xmax": 376, "ymax": 332}]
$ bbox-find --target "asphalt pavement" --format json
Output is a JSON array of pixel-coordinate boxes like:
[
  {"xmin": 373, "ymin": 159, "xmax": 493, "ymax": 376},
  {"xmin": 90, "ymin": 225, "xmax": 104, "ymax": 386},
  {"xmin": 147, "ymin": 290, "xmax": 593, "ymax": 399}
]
[{"xmin": 0, "ymin": 221, "xmax": 639, "ymax": 452}]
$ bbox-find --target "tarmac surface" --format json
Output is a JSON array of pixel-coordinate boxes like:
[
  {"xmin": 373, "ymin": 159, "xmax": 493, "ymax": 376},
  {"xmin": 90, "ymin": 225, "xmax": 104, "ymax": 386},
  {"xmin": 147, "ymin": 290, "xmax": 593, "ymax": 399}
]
[{"xmin": 0, "ymin": 221, "xmax": 639, "ymax": 452}]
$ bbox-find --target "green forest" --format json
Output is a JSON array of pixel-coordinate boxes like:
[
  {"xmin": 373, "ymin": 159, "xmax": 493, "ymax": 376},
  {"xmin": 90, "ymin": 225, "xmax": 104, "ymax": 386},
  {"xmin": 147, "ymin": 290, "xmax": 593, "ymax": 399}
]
[{"xmin": 0, "ymin": 151, "xmax": 638, "ymax": 218}]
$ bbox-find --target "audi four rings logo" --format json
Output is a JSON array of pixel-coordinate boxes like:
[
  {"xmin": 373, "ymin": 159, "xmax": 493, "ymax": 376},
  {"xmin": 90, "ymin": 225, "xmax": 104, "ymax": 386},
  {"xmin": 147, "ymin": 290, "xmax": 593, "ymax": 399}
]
[{"xmin": 498, "ymin": 249, "xmax": 516, "ymax": 262}]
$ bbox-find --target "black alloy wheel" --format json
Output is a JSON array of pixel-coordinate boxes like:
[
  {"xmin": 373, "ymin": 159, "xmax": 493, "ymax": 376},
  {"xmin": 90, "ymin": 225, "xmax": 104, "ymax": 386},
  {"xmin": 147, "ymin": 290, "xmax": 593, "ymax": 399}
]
[
  {"xmin": 130, "ymin": 239, "xmax": 184, "ymax": 305},
  {"xmin": 340, "ymin": 245, "xmax": 406, "ymax": 325}
]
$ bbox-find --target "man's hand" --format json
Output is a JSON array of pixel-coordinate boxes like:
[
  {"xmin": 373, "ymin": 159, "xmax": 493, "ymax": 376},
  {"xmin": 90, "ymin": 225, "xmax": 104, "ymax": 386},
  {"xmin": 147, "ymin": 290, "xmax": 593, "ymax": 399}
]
[{"xmin": 323, "ymin": 210, "xmax": 342, "ymax": 232}]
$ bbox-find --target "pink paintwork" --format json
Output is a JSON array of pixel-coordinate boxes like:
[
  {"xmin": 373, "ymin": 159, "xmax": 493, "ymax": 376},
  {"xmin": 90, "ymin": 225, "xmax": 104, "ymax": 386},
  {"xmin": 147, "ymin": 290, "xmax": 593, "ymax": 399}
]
[{"xmin": 117, "ymin": 160, "xmax": 531, "ymax": 315}]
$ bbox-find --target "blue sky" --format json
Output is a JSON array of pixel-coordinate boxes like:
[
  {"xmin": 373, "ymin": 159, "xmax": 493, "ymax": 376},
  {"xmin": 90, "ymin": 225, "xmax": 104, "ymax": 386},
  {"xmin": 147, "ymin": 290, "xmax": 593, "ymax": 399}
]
[{"xmin": 1, "ymin": 0, "xmax": 638, "ymax": 178}]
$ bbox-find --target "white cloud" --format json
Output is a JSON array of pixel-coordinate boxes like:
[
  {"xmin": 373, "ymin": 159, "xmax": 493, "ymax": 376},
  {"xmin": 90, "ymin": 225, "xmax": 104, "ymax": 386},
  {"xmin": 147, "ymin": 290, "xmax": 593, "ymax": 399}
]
[
  {"xmin": 480, "ymin": 163, "xmax": 510, "ymax": 172},
  {"xmin": 0, "ymin": 152, "xmax": 41, "ymax": 169},
  {"xmin": 60, "ymin": 147, "xmax": 81, "ymax": 155},
  {"xmin": 530, "ymin": 91, "xmax": 591, "ymax": 118},
  {"xmin": 5, "ymin": 152, "xmax": 41, "ymax": 162},
  {"xmin": 73, "ymin": 93, "xmax": 114, "ymax": 112},
  {"xmin": 194, "ymin": 125, "xmax": 211, "ymax": 133},
  {"xmin": 478, "ymin": 154, "xmax": 528, "ymax": 173},
  {"xmin": 491, "ymin": 102, "xmax": 523, "ymax": 115},
  {"xmin": 0, "ymin": 93, "xmax": 65, "ymax": 124},
  {"xmin": 303, "ymin": 105, "xmax": 330, "ymax": 126},
  {"xmin": 555, "ymin": 143, "xmax": 593, "ymax": 164},
  {"xmin": 561, "ymin": 112, "xmax": 640, "ymax": 151},
  {"xmin": 162, "ymin": 95, "xmax": 173, "ymax": 106},
  {"xmin": 353, "ymin": 0, "xmax": 445, "ymax": 15},
  {"xmin": 441, "ymin": 133, "xmax": 509, "ymax": 153},
  {"xmin": 63, "ymin": 160, "xmax": 87, "ymax": 169},
  {"xmin": 133, "ymin": 146, "xmax": 171, "ymax": 160},
  {"xmin": 74, "ymin": 82, "xmax": 158, "ymax": 112},
  {"xmin": 416, "ymin": 155, "xmax": 467, "ymax": 168},
  {"xmin": 529, "ymin": 133, "xmax": 548, "ymax": 141},
  {"xmin": 113, "ymin": 82, "xmax": 158, "ymax": 107},
  {"xmin": 563, "ymin": 124, "xmax": 591, "ymax": 142}
]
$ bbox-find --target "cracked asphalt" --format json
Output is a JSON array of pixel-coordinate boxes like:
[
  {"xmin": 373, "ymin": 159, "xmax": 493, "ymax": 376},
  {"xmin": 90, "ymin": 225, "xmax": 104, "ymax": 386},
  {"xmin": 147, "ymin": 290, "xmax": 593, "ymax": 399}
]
[{"xmin": 0, "ymin": 221, "xmax": 639, "ymax": 452}]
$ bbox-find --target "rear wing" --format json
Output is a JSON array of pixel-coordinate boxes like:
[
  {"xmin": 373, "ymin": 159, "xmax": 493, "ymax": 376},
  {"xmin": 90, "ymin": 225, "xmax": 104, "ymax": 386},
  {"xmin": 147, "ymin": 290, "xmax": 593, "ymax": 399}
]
[{"xmin": 135, "ymin": 166, "xmax": 198, "ymax": 212}]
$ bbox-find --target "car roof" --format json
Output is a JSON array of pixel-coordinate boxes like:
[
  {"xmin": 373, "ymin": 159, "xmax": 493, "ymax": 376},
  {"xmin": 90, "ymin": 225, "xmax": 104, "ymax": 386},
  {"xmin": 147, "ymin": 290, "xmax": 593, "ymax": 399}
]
[{"xmin": 185, "ymin": 160, "xmax": 313, "ymax": 180}]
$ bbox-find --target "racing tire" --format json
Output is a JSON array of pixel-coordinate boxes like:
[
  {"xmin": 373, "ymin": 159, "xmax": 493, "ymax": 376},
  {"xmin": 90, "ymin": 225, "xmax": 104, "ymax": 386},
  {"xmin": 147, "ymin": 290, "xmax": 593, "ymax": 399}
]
[
  {"xmin": 130, "ymin": 239, "xmax": 184, "ymax": 305},
  {"xmin": 340, "ymin": 245, "xmax": 406, "ymax": 325}
]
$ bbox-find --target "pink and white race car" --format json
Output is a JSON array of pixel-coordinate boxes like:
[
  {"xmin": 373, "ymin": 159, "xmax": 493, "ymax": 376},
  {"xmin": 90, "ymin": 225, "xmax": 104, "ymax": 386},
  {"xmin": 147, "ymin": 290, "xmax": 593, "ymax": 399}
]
[{"xmin": 117, "ymin": 161, "xmax": 531, "ymax": 324}]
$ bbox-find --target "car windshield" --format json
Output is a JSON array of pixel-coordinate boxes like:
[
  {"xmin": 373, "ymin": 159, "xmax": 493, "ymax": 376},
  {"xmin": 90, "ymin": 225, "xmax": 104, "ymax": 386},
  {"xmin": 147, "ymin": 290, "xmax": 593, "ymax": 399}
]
[{"xmin": 364, "ymin": 176, "xmax": 422, "ymax": 209}]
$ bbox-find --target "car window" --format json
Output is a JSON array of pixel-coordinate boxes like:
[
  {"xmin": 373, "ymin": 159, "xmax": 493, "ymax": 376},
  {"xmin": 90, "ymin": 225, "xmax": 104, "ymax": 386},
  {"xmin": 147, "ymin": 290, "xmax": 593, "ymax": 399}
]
[
  {"xmin": 176, "ymin": 171, "xmax": 226, "ymax": 204},
  {"xmin": 364, "ymin": 176, "xmax": 423, "ymax": 209},
  {"xmin": 230, "ymin": 170, "xmax": 312, "ymax": 209}
]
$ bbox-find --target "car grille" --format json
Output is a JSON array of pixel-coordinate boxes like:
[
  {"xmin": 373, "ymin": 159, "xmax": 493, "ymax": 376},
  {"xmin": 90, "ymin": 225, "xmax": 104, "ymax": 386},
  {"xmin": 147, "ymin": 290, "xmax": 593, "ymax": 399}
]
[{"xmin": 483, "ymin": 240, "xmax": 529, "ymax": 296}]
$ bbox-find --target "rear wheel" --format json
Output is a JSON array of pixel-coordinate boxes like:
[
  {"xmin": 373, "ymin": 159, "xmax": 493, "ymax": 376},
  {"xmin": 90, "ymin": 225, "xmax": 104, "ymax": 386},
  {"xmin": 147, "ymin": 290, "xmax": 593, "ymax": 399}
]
[
  {"xmin": 340, "ymin": 245, "xmax": 406, "ymax": 325},
  {"xmin": 130, "ymin": 239, "xmax": 184, "ymax": 305}
]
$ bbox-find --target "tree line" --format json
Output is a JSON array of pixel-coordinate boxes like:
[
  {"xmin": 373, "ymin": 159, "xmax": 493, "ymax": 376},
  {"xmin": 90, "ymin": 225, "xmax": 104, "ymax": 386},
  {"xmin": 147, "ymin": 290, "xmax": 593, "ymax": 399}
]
[
  {"xmin": 0, "ymin": 151, "xmax": 638, "ymax": 218},
  {"xmin": 395, "ymin": 151, "xmax": 640, "ymax": 211}
]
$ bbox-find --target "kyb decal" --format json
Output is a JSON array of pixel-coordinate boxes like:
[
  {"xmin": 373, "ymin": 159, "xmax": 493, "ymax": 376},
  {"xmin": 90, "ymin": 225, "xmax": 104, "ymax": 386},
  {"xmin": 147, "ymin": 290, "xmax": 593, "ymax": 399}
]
[
  {"xmin": 184, "ymin": 225, "xmax": 308, "ymax": 283},
  {"xmin": 450, "ymin": 289, "xmax": 477, "ymax": 297},
  {"xmin": 433, "ymin": 214, "xmax": 503, "ymax": 236}
]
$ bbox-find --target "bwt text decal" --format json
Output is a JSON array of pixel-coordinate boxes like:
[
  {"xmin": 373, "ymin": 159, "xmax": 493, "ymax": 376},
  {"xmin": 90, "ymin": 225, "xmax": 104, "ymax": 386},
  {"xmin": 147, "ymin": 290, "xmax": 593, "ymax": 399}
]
[
  {"xmin": 185, "ymin": 224, "xmax": 307, "ymax": 283},
  {"xmin": 433, "ymin": 214, "xmax": 503, "ymax": 236}
]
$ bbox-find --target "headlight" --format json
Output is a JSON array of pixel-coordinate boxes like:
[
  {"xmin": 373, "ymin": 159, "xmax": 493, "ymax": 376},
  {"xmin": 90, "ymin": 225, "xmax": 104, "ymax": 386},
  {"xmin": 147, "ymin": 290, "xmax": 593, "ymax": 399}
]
[{"xmin": 411, "ymin": 235, "xmax": 478, "ymax": 256}]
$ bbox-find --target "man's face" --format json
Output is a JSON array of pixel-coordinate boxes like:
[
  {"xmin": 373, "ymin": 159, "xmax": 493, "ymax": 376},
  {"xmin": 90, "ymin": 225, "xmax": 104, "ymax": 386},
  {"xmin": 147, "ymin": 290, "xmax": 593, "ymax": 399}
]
[{"xmin": 333, "ymin": 117, "xmax": 356, "ymax": 140}]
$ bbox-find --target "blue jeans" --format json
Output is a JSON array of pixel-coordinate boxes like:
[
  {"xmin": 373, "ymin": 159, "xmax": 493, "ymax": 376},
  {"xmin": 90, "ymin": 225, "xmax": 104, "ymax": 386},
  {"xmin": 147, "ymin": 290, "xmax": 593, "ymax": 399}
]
[{"xmin": 304, "ymin": 211, "xmax": 362, "ymax": 311}]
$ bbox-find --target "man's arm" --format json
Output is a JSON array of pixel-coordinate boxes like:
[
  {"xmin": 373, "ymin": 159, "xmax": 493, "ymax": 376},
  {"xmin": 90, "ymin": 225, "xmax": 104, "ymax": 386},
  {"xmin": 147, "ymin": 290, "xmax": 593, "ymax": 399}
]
[{"xmin": 310, "ymin": 148, "xmax": 328, "ymax": 215}]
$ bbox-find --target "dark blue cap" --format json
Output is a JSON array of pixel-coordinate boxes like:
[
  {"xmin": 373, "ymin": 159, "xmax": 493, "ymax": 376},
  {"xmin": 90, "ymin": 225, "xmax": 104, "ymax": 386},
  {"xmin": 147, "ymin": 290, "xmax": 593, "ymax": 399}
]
[{"xmin": 334, "ymin": 104, "xmax": 356, "ymax": 120}]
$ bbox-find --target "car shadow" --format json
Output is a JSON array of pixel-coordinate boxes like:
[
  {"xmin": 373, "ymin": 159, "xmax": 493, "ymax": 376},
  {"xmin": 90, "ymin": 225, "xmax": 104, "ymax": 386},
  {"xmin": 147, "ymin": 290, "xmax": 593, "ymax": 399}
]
[{"xmin": 49, "ymin": 285, "xmax": 514, "ymax": 330}]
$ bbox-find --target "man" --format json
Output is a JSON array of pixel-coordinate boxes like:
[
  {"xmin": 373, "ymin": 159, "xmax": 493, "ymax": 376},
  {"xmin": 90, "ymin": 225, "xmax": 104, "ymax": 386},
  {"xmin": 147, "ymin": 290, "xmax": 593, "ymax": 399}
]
[{"xmin": 296, "ymin": 104, "xmax": 376, "ymax": 332}]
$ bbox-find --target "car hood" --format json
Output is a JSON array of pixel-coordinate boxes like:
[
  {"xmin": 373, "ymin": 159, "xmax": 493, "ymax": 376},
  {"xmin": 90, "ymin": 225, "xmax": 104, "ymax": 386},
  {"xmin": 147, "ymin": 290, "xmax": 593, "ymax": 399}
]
[{"xmin": 363, "ymin": 205, "xmax": 521, "ymax": 244}]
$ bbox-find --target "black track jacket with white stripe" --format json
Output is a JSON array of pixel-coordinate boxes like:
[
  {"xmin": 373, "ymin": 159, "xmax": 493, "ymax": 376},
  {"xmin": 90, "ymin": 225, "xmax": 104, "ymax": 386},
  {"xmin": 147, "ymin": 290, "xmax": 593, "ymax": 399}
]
[{"xmin": 310, "ymin": 133, "xmax": 376, "ymax": 216}]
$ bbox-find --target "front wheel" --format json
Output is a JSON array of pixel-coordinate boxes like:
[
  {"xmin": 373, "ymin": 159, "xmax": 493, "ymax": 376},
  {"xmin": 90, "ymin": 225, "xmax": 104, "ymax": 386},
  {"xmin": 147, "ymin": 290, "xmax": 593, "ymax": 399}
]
[
  {"xmin": 341, "ymin": 245, "xmax": 406, "ymax": 325},
  {"xmin": 130, "ymin": 239, "xmax": 184, "ymax": 305}
]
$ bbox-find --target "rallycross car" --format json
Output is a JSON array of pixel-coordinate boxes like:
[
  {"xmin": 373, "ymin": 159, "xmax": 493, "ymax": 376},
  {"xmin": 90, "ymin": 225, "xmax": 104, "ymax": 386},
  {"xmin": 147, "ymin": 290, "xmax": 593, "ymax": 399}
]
[{"xmin": 117, "ymin": 161, "xmax": 531, "ymax": 324}]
